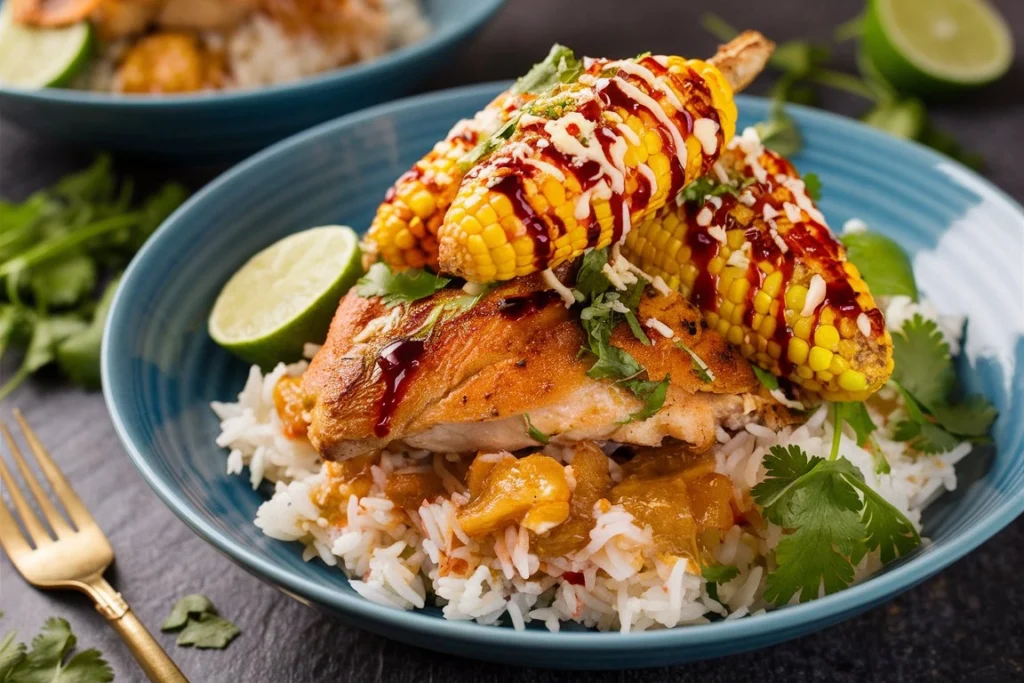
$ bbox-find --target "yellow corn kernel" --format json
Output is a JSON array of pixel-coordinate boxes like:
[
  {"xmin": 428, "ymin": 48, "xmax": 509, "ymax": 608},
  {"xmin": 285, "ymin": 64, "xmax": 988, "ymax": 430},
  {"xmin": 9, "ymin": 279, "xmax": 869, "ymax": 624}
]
[
  {"xmin": 763, "ymin": 271, "xmax": 783, "ymax": 297},
  {"xmin": 708, "ymin": 256, "xmax": 725, "ymax": 275},
  {"xmin": 481, "ymin": 224, "xmax": 507, "ymax": 249},
  {"xmin": 797, "ymin": 365, "xmax": 814, "ymax": 379},
  {"xmin": 785, "ymin": 285, "xmax": 807, "ymax": 312},
  {"xmin": 787, "ymin": 338, "xmax": 809, "ymax": 365},
  {"xmin": 727, "ymin": 325, "xmax": 744, "ymax": 345},
  {"xmin": 808, "ymin": 346, "xmax": 833, "ymax": 372},
  {"xmin": 839, "ymin": 317, "xmax": 858, "ymax": 339},
  {"xmin": 753, "ymin": 290, "xmax": 772, "ymax": 315},
  {"xmin": 829, "ymin": 355, "xmax": 849, "ymax": 375},
  {"xmin": 719, "ymin": 301, "xmax": 735, "ymax": 323},
  {"xmin": 814, "ymin": 325, "xmax": 840, "ymax": 352},
  {"xmin": 838, "ymin": 369, "xmax": 869, "ymax": 393},
  {"xmin": 819, "ymin": 306, "xmax": 836, "ymax": 326},
  {"xmin": 728, "ymin": 277, "xmax": 750, "ymax": 304},
  {"xmin": 816, "ymin": 370, "xmax": 833, "ymax": 383},
  {"xmin": 767, "ymin": 340, "xmax": 781, "ymax": 359},
  {"xmin": 727, "ymin": 229, "xmax": 745, "ymax": 250},
  {"xmin": 837, "ymin": 339, "xmax": 858, "ymax": 360},
  {"xmin": 792, "ymin": 317, "xmax": 812, "ymax": 341},
  {"xmin": 758, "ymin": 315, "xmax": 776, "ymax": 340}
]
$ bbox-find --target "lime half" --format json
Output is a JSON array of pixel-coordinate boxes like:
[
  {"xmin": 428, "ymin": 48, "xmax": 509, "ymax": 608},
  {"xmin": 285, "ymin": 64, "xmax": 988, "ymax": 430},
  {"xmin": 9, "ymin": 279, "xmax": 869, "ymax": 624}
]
[
  {"xmin": 209, "ymin": 226, "xmax": 364, "ymax": 369},
  {"xmin": 0, "ymin": 3, "xmax": 93, "ymax": 88},
  {"xmin": 862, "ymin": 0, "xmax": 1014, "ymax": 96}
]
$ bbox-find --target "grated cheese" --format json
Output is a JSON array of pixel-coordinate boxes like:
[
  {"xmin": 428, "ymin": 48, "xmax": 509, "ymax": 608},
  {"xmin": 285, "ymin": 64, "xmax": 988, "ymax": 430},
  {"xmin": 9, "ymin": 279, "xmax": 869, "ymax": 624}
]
[
  {"xmin": 708, "ymin": 225, "xmax": 727, "ymax": 243},
  {"xmin": 802, "ymin": 274, "xmax": 826, "ymax": 317},
  {"xmin": 542, "ymin": 269, "xmax": 576, "ymax": 307},
  {"xmin": 646, "ymin": 317, "xmax": 675, "ymax": 338},
  {"xmin": 783, "ymin": 202, "xmax": 802, "ymax": 224},
  {"xmin": 857, "ymin": 312, "xmax": 872, "ymax": 337},
  {"xmin": 602, "ymin": 76, "xmax": 687, "ymax": 174},
  {"xmin": 696, "ymin": 207, "xmax": 713, "ymax": 226},
  {"xmin": 692, "ymin": 118, "xmax": 720, "ymax": 156}
]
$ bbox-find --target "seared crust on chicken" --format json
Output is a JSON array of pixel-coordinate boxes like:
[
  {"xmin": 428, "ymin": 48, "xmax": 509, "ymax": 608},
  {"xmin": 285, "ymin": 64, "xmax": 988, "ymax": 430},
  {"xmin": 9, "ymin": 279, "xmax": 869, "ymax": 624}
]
[{"xmin": 303, "ymin": 274, "xmax": 784, "ymax": 461}]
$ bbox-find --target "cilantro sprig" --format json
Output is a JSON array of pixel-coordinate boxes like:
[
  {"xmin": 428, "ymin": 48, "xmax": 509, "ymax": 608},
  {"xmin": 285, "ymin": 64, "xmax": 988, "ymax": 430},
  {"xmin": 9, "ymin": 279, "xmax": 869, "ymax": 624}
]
[
  {"xmin": 702, "ymin": 14, "xmax": 983, "ymax": 168},
  {"xmin": 0, "ymin": 157, "xmax": 188, "ymax": 400},
  {"xmin": 356, "ymin": 262, "xmax": 451, "ymax": 307},
  {"xmin": 0, "ymin": 617, "xmax": 113, "ymax": 683},
  {"xmin": 161, "ymin": 594, "xmax": 240, "ymax": 649},
  {"xmin": 890, "ymin": 315, "xmax": 997, "ymax": 453},
  {"xmin": 752, "ymin": 444, "xmax": 919, "ymax": 604}
]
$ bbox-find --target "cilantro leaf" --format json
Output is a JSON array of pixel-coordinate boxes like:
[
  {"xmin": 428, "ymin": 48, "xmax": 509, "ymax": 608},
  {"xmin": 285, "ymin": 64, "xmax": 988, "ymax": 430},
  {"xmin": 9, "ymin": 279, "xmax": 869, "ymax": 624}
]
[
  {"xmin": 162, "ymin": 594, "xmax": 216, "ymax": 631},
  {"xmin": 753, "ymin": 446, "xmax": 920, "ymax": 604},
  {"xmin": 801, "ymin": 172, "xmax": 822, "ymax": 201},
  {"xmin": 863, "ymin": 98, "xmax": 926, "ymax": 140},
  {"xmin": 840, "ymin": 230, "xmax": 918, "ymax": 301},
  {"xmin": 511, "ymin": 44, "xmax": 583, "ymax": 96},
  {"xmin": 56, "ymin": 277, "xmax": 120, "ymax": 390},
  {"xmin": 929, "ymin": 395, "xmax": 998, "ymax": 437},
  {"xmin": 573, "ymin": 248, "xmax": 612, "ymax": 300},
  {"xmin": 175, "ymin": 614, "xmax": 240, "ymax": 650},
  {"xmin": 356, "ymin": 263, "xmax": 450, "ymax": 306},
  {"xmin": 0, "ymin": 315, "xmax": 89, "ymax": 402},
  {"xmin": 523, "ymin": 413, "xmax": 550, "ymax": 445},
  {"xmin": 753, "ymin": 366, "xmax": 779, "ymax": 391},
  {"xmin": 673, "ymin": 340, "xmax": 714, "ymax": 383},
  {"xmin": 621, "ymin": 375, "xmax": 670, "ymax": 423},
  {"xmin": 28, "ymin": 254, "xmax": 96, "ymax": 310},
  {"xmin": 891, "ymin": 315, "xmax": 954, "ymax": 410},
  {"xmin": 836, "ymin": 402, "xmax": 876, "ymax": 447},
  {"xmin": 892, "ymin": 418, "xmax": 962, "ymax": 454},
  {"xmin": 7, "ymin": 618, "xmax": 112, "ymax": 683},
  {"xmin": 847, "ymin": 477, "xmax": 920, "ymax": 563},
  {"xmin": 0, "ymin": 631, "xmax": 26, "ymax": 680},
  {"xmin": 701, "ymin": 563, "xmax": 739, "ymax": 585},
  {"xmin": 162, "ymin": 594, "xmax": 240, "ymax": 650},
  {"xmin": 677, "ymin": 175, "xmax": 739, "ymax": 205}
]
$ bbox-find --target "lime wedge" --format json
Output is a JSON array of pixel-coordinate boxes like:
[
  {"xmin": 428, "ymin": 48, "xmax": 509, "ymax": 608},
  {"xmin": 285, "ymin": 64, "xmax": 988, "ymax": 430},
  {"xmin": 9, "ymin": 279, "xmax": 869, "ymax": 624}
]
[
  {"xmin": 209, "ymin": 226, "xmax": 364, "ymax": 369},
  {"xmin": 862, "ymin": 0, "xmax": 1014, "ymax": 96},
  {"xmin": 0, "ymin": 2, "xmax": 93, "ymax": 88}
]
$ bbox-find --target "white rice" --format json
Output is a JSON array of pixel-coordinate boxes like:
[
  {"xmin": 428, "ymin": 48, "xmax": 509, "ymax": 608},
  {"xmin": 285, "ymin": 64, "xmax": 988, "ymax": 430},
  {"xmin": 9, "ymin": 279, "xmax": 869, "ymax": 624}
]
[
  {"xmin": 213, "ymin": 297, "xmax": 973, "ymax": 631},
  {"xmin": 76, "ymin": 0, "xmax": 430, "ymax": 93}
]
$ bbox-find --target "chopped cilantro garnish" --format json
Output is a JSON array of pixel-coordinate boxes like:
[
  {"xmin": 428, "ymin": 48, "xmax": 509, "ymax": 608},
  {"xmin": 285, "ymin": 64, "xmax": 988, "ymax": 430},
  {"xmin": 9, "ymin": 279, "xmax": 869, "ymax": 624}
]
[
  {"xmin": 620, "ymin": 375, "xmax": 670, "ymax": 423},
  {"xmin": 802, "ymin": 172, "xmax": 822, "ymax": 201},
  {"xmin": 162, "ymin": 594, "xmax": 240, "ymax": 650},
  {"xmin": 834, "ymin": 401, "xmax": 889, "ymax": 474},
  {"xmin": 840, "ymin": 229, "xmax": 918, "ymax": 301},
  {"xmin": 701, "ymin": 563, "xmax": 740, "ymax": 585},
  {"xmin": 892, "ymin": 315, "xmax": 954, "ymax": 409},
  {"xmin": 0, "ymin": 617, "xmax": 113, "ymax": 683},
  {"xmin": 510, "ymin": 44, "xmax": 584, "ymax": 96},
  {"xmin": 752, "ymin": 444, "xmax": 919, "ymax": 604},
  {"xmin": 753, "ymin": 366, "xmax": 779, "ymax": 391},
  {"xmin": 524, "ymin": 413, "xmax": 550, "ymax": 444},
  {"xmin": 356, "ymin": 263, "xmax": 451, "ymax": 307},
  {"xmin": 673, "ymin": 340, "xmax": 715, "ymax": 383},
  {"xmin": 677, "ymin": 175, "xmax": 739, "ymax": 205}
]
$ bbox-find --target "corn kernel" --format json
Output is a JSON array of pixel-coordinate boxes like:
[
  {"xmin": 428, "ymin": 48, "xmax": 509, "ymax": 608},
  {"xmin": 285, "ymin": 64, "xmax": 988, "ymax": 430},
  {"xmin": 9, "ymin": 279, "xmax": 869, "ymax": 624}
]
[
  {"xmin": 808, "ymin": 346, "xmax": 833, "ymax": 372},
  {"xmin": 829, "ymin": 355, "xmax": 849, "ymax": 374},
  {"xmin": 741, "ymin": 342, "xmax": 755, "ymax": 357},
  {"xmin": 802, "ymin": 379, "xmax": 822, "ymax": 392},
  {"xmin": 837, "ymin": 339, "xmax": 858, "ymax": 359},
  {"xmin": 814, "ymin": 325, "xmax": 840, "ymax": 351},
  {"xmin": 708, "ymin": 257, "xmax": 725, "ymax": 275},
  {"xmin": 763, "ymin": 271, "xmax": 783, "ymax": 297},
  {"xmin": 785, "ymin": 285, "xmax": 808, "ymax": 311},
  {"xmin": 797, "ymin": 365, "xmax": 814, "ymax": 379},
  {"xmin": 467, "ymin": 234, "xmax": 487, "ymax": 255},
  {"xmin": 816, "ymin": 370, "xmax": 834, "ymax": 382},
  {"xmin": 793, "ymin": 317, "xmax": 812, "ymax": 340},
  {"xmin": 727, "ymin": 230, "xmax": 745, "ymax": 250},
  {"xmin": 481, "ymin": 224, "xmax": 507, "ymax": 249},
  {"xmin": 819, "ymin": 306, "xmax": 836, "ymax": 326},
  {"xmin": 461, "ymin": 216, "xmax": 483, "ymax": 236},
  {"xmin": 731, "ymin": 304, "xmax": 745, "ymax": 324},
  {"xmin": 787, "ymin": 338, "xmax": 809, "ymax": 365},
  {"xmin": 705, "ymin": 312, "xmax": 720, "ymax": 328},
  {"xmin": 395, "ymin": 229, "xmax": 415, "ymax": 250},
  {"xmin": 767, "ymin": 340, "xmax": 781, "ymax": 359},
  {"xmin": 490, "ymin": 194, "xmax": 514, "ymax": 218},
  {"xmin": 719, "ymin": 301, "xmax": 735, "ymax": 322},
  {"xmin": 728, "ymin": 277, "xmax": 750, "ymax": 304},
  {"xmin": 728, "ymin": 326, "xmax": 744, "ymax": 345},
  {"xmin": 759, "ymin": 315, "xmax": 776, "ymax": 340},
  {"xmin": 716, "ymin": 318, "xmax": 730, "ymax": 337},
  {"xmin": 753, "ymin": 290, "xmax": 772, "ymax": 315},
  {"xmin": 838, "ymin": 369, "xmax": 868, "ymax": 393},
  {"xmin": 839, "ymin": 317, "xmax": 858, "ymax": 339}
]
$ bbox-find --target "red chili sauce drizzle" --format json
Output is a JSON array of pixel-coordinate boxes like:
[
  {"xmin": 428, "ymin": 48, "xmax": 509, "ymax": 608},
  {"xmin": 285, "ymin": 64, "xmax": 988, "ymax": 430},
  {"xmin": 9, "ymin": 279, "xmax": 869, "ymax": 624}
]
[
  {"xmin": 374, "ymin": 338, "xmax": 426, "ymax": 437},
  {"xmin": 681, "ymin": 147, "xmax": 880, "ymax": 377},
  {"xmin": 497, "ymin": 290, "xmax": 562, "ymax": 320},
  {"xmin": 489, "ymin": 61, "xmax": 720, "ymax": 264},
  {"xmin": 562, "ymin": 571, "xmax": 586, "ymax": 586}
]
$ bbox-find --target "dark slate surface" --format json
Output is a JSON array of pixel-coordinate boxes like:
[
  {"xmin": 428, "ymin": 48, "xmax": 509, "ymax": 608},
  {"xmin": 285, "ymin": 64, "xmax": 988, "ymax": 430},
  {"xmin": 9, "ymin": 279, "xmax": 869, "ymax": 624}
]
[{"xmin": 1, "ymin": 0, "xmax": 1023, "ymax": 680}]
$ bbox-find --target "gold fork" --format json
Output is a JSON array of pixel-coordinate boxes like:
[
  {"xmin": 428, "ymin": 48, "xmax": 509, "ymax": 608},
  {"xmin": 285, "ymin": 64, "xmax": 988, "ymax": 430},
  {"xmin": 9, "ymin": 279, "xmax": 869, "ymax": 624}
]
[{"xmin": 0, "ymin": 409, "xmax": 187, "ymax": 683}]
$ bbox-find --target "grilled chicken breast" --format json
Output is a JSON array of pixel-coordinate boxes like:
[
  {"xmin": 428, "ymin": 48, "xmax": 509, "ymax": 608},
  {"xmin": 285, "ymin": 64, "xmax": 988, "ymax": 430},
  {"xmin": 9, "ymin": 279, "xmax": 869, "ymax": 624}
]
[{"xmin": 303, "ymin": 272, "xmax": 785, "ymax": 461}]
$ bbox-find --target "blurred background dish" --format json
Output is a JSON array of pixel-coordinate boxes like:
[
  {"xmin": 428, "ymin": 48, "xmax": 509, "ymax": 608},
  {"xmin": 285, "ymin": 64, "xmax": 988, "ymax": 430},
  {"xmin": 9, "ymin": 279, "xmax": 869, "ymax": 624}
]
[{"xmin": 0, "ymin": 0, "xmax": 505, "ymax": 158}]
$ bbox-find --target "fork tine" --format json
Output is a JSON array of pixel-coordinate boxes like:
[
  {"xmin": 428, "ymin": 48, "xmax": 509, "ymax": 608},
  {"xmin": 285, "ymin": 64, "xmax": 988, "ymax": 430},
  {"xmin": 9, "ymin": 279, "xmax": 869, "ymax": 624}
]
[
  {"xmin": 1, "ymin": 423, "xmax": 74, "ymax": 537},
  {"xmin": 0, "ymin": 438, "xmax": 52, "ymax": 547},
  {"xmin": 12, "ymin": 409, "xmax": 94, "ymax": 530},
  {"xmin": 0, "ymin": 496, "xmax": 33, "ymax": 559}
]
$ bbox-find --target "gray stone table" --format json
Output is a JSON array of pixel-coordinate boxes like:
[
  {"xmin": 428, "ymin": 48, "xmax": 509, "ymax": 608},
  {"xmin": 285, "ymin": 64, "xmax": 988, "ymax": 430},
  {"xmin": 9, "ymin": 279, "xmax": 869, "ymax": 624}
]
[{"xmin": 1, "ymin": 0, "xmax": 1023, "ymax": 680}]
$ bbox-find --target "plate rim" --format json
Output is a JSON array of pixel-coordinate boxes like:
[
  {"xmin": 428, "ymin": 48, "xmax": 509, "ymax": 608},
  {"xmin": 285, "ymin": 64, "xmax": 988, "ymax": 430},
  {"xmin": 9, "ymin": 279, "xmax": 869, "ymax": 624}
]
[{"xmin": 101, "ymin": 81, "xmax": 1024, "ymax": 652}]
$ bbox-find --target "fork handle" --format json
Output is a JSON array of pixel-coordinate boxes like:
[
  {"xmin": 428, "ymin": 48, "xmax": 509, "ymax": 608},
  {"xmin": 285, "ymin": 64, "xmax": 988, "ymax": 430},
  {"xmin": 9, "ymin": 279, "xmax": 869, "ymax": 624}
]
[{"xmin": 88, "ymin": 579, "xmax": 189, "ymax": 683}]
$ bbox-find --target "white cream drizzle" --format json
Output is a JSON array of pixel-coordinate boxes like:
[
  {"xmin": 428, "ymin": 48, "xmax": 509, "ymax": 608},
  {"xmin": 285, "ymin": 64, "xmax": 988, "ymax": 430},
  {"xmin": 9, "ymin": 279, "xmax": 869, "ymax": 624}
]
[
  {"xmin": 692, "ymin": 118, "xmax": 720, "ymax": 156},
  {"xmin": 542, "ymin": 113, "xmax": 626, "ymax": 194},
  {"xmin": 802, "ymin": 274, "xmax": 826, "ymax": 317},
  {"xmin": 602, "ymin": 76, "xmax": 688, "ymax": 175},
  {"xmin": 605, "ymin": 60, "xmax": 683, "ymax": 112},
  {"xmin": 616, "ymin": 122, "xmax": 641, "ymax": 146},
  {"xmin": 637, "ymin": 163, "xmax": 659, "ymax": 196},
  {"xmin": 521, "ymin": 158, "xmax": 566, "ymax": 182},
  {"xmin": 696, "ymin": 206, "xmax": 713, "ymax": 226}
]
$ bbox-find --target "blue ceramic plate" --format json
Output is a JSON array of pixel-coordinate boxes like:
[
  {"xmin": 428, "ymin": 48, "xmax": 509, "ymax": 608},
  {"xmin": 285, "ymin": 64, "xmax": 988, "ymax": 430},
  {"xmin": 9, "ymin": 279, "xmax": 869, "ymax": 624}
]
[
  {"xmin": 102, "ymin": 84, "xmax": 1024, "ymax": 669},
  {"xmin": 0, "ymin": 0, "xmax": 505, "ymax": 159}
]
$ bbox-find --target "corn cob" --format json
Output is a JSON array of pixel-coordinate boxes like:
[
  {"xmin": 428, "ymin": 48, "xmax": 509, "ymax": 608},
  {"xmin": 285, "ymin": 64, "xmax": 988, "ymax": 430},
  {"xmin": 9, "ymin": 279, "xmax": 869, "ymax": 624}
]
[
  {"xmin": 436, "ymin": 33, "xmax": 774, "ymax": 283},
  {"xmin": 623, "ymin": 129, "xmax": 893, "ymax": 401},
  {"xmin": 362, "ymin": 46, "xmax": 600, "ymax": 271}
]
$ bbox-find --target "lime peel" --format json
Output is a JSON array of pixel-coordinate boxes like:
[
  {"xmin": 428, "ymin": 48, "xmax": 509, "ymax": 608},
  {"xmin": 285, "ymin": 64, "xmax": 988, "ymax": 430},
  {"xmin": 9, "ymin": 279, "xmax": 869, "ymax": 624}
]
[{"xmin": 0, "ymin": 2, "xmax": 93, "ymax": 88}]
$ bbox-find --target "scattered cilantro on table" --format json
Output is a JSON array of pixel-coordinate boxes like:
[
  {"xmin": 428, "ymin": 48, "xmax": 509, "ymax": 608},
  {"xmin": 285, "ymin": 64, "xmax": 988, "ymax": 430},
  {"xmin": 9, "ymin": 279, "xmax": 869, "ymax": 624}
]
[
  {"xmin": 0, "ymin": 618, "xmax": 113, "ymax": 683},
  {"xmin": 161, "ymin": 595, "xmax": 240, "ymax": 650},
  {"xmin": 0, "ymin": 156, "xmax": 187, "ymax": 400},
  {"xmin": 701, "ymin": 14, "xmax": 983, "ymax": 168}
]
